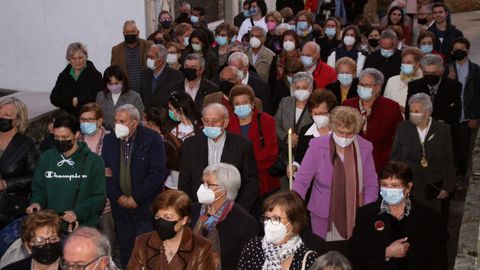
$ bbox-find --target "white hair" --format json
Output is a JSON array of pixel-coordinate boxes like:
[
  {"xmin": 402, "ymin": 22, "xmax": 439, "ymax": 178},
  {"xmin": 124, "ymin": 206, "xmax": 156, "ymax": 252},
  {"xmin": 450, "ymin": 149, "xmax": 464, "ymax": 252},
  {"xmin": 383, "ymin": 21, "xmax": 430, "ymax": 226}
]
[
  {"xmin": 250, "ymin": 25, "xmax": 266, "ymax": 38},
  {"xmin": 309, "ymin": 251, "xmax": 352, "ymax": 270},
  {"xmin": 202, "ymin": 103, "xmax": 229, "ymax": 120},
  {"xmin": 292, "ymin": 71, "xmax": 314, "ymax": 90},
  {"xmin": 420, "ymin": 54, "xmax": 444, "ymax": 70},
  {"xmin": 276, "ymin": 23, "xmax": 290, "ymax": 35},
  {"xmin": 359, "ymin": 68, "xmax": 385, "ymax": 86},
  {"xmin": 203, "ymin": 163, "xmax": 241, "ymax": 200},
  {"xmin": 221, "ymin": 66, "xmax": 243, "ymax": 81},
  {"xmin": 408, "ymin": 93, "xmax": 433, "ymax": 113},
  {"xmin": 115, "ymin": 104, "xmax": 140, "ymax": 121},
  {"xmin": 150, "ymin": 44, "xmax": 167, "ymax": 60},
  {"xmin": 228, "ymin": 52, "xmax": 249, "ymax": 67}
]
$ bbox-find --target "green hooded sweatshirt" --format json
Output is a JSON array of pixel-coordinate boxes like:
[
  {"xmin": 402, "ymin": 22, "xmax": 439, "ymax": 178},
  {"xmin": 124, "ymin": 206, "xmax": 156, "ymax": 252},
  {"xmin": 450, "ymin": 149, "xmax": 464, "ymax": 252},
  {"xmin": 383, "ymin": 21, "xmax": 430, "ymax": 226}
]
[{"xmin": 31, "ymin": 142, "xmax": 106, "ymax": 227}]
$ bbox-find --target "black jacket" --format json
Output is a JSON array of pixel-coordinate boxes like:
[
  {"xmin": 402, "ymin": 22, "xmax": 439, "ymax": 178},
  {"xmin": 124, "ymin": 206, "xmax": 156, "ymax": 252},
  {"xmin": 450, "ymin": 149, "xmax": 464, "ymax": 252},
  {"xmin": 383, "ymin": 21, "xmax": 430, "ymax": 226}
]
[
  {"xmin": 364, "ymin": 50, "xmax": 402, "ymax": 92},
  {"xmin": 326, "ymin": 78, "xmax": 359, "ymax": 105},
  {"xmin": 349, "ymin": 199, "xmax": 447, "ymax": 270},
  {"xmin": 276, "ymin": 0, "xmax": 305, "ymax": 15},
  {"xmin": 444, "ymin": 60, "xmax": 480, "ymax": 120},
  {"xmin": 140, "ymin": 65, "xmax": 184, "ymax": 109},
  {"xmin": 428, "ymin": 23, "xmax": 463, "ymax": 62},
  {"xmin": 272, "ymin": 77, "xmax": 291, "ymax": 114},
  {"xmin": 248, "ymin": 73, "xmax": 274, "ymax": 115},
  {"xmin": 50, "ymin": 60, "xmax": 102, "ymax": 117},
  {"xmin": 171, "ymin": 78, "xmax": 219, "ymax": 113},
  {"xmin": 317, "ymin": 37, "xmax": 341, "ymax": 62},
  {"xmin": 178, "ymin": 132, "xmax": 259, "ymax": 211},
  {"xmin": 190, "ymin": 203, "xmax": 258, "ymax": 270},
  {"xmin": 406, "ymin": 77, "xmax": 462, "ymax": 126}
]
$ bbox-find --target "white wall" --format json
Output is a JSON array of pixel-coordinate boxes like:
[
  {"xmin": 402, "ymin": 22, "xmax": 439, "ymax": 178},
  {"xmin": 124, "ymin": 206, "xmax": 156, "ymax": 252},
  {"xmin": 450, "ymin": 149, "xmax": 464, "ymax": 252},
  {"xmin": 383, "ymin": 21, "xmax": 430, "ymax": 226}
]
[{"xmin": 0, "ymin": 0, "xmax": 147, "ymax": 93}]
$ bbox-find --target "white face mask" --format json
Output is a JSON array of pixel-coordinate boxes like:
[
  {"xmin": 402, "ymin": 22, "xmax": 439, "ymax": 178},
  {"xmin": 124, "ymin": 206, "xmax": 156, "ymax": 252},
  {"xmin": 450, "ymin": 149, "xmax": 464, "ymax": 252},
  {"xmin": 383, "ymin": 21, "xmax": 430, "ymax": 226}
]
[
  {"xmin": 146, "ymin": 58, "xmax": 156, "ymax": 70},
  {"xmin": 313, "ymin": 115, "xmax": 329, "ymax": 129},
  {"xmin": 333, "ymin": 132, "xmax": 354, "ymax": 148},
  {"xmin": 250, "ymin": 37, "xmax": 261, "ymax": 49},
  {"xmin": 166, "ymin": 53, "xmax": 178, "ymax": 64},
  {"xmin": 196, "ymin": 184, "xmax": 216, "ymax": 204},
  {"xmin": 293, "ymin": 89, "xmax": 310, "ymax": 102},
  {"xmin": 343, "ymin": 36, "xmax": 356, "ymax": 46},
  {"xmin": 115, "ymin": 123, "xmax": 130, "ymax": 139},
  {"xmin": 283, "ymin": 40, "xmax": 296, "ymax": 52},
  {"xmin": 264, "ymin": 220, "xmax": 288, "ymax": 244}
]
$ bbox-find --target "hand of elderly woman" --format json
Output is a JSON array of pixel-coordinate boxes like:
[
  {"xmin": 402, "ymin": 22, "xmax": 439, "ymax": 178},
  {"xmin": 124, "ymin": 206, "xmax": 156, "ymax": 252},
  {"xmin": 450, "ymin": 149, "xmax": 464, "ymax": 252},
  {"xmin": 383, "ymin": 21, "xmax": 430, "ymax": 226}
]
[
  {"xmin": 385, "ymin": 237, "xmax": 409, "ymax": 259},
  {"xmin": 437, "ymin": 190, "xmax": 449, "ymax": 199},
  {"xmin": 63, "ymin": 210, "xmax": 77, "ymax": 223}
]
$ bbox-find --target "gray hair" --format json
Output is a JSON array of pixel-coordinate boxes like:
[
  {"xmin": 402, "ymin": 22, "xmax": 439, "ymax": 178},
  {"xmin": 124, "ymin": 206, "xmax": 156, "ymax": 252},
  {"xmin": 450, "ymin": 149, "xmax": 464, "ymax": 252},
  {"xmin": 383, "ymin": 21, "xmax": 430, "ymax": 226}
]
[
  {"xmin": 276, "ymin": 23, "xmax": 290, "ymax": 35},
  {"xmin": 115, "ymin": 104, "xmax": 140, "ymax": 121},
  {"xmin": 228, "ymin": 52, "xmax": 249, "ymax": 67},
  {"xmin": 420, "ymin": 54, "xmax": 444, "ymax": 71},
  {"xmin": 292, "ymin": 71, "xmax": 314, "ymax": 90},
  {"xmin": 184, "ymin": 53, "xmax": 205, "ymax": 71},
  {"xmin": 66, "ymin": 227, "xmax": 117, "ymax": 270},
  {"xmin": 380, "ymin": 29, "xmax": 398, "ymax": 41},
  {"xmin": 151, "ymin": 44, "xmax": 167, "ymax": 60},
  {"xmin": 220, "ymin": 66, "xmax": 243, "ymax": 81},
  {"xmin": 408, "ymin": 93, "xmax": 433, "ymax": 113},
  {"xmin": 123, "ymin": 20, "xmax": 138, "ymax": 31},
  {"xmin": 250, "ymin": 25, "xmax": 266, "ymax": 38},
  {"xmin": 203, "ymin": 163, "xmax": 241, "ymax": 200},
  {"xmin": 309, "ymin": 251, "xmax": 352, "ymax": 270},
  {"xmin": 180, "ymin": 2, "xmax": 191, "ymax": 9},
  {"xmin": 359, "ymin": 68, "xmax": 384, "ymax": 86},
  {"xmin": 65, "ymin": 42, "xmax": 88, "ymax": 61},
  {"xmin": 202, "ymin": 103, "xmax": 229, "ymax": 120}
]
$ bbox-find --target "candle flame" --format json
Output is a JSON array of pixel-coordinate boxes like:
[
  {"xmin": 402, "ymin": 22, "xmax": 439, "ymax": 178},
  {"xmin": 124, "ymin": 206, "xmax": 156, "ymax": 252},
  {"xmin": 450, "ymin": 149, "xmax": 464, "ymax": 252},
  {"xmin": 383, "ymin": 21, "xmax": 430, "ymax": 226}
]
[{"xmin": 288, "ymin": 128, "xmax": 292, "ymax": 134}]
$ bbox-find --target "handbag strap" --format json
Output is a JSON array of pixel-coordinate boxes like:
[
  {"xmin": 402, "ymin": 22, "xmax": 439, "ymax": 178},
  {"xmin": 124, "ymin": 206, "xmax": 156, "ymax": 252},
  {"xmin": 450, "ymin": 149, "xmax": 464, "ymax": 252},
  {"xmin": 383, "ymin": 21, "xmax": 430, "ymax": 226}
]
[{"xmin": 301, "ymin": 250, "xmax": 316, "ymax": 270}]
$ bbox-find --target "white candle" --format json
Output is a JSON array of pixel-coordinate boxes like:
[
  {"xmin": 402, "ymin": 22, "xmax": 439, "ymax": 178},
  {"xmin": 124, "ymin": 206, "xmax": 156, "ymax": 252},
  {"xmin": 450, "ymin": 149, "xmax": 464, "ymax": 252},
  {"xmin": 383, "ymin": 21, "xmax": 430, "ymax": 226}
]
[{"xmin": 288, "ymin": 128, "xmax": 293, "ymax": 190}]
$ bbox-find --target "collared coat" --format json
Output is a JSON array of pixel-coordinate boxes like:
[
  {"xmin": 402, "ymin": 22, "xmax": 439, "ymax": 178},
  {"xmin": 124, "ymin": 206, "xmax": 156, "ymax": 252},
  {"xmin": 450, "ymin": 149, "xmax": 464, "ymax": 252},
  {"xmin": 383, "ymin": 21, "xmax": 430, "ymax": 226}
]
[
  {"xmin": 248, "ymin": 46, "xmax": 275, "ymax": 82},
  {"xmin": 110, "ymin": 38, "xmax": 153, "ymax": 77}
]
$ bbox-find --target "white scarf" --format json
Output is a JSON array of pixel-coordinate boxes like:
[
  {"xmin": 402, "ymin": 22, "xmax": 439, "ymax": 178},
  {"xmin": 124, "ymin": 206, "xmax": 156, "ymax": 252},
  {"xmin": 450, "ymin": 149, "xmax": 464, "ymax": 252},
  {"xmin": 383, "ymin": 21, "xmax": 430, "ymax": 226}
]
[{"xmin": 261, "ymin": 235, "xmax": 302, "ymax": 270}]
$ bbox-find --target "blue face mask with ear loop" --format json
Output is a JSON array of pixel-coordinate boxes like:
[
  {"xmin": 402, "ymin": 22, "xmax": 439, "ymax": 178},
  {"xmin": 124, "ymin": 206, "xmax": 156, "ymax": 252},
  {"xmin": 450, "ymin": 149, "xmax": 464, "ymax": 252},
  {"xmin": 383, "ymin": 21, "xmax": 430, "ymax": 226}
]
[{"xmin": 380, "ymin": 187, "xmax": 405, "ymax": 205}]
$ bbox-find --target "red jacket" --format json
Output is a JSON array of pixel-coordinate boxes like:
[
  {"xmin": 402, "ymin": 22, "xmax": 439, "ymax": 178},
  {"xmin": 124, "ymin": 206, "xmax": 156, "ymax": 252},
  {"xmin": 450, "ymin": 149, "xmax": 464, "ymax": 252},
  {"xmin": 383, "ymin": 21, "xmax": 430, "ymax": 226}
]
[
  {"xmin": 313, "ymin": 60, "xmax": 337, "ymax": 89},
  {"xmin": 343, "ymin": 96, "xmax": 404, "ymax": 175},
  {"xmin": 228, "ymin": 109, "xmax": 280, "ymax": 195}
]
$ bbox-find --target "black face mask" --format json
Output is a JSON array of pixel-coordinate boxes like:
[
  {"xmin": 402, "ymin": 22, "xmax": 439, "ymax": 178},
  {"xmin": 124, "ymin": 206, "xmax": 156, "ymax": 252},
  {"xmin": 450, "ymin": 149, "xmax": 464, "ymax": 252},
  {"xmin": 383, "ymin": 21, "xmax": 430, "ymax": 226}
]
[
  {"xmin": 452, "ymin": 49, "xmax": 467, "ymax": 61},
  {"xmin": 312, "ymin": 29, "xmax": 322, "ymax": 38},
  {"xmin": 358, "ymin": 25, "xmax": 367, "ymax": 34},
  {"xmin": 182, "ymin": 68, "xmax": 198, "ymax": 81},
  {"xmin": 418, "ymin": 18, "xmax": 428, "ymax": 25},
  {"xmin": 54, "ymin": 139, "xmax": 74, "ymax": 153},
  {"xmin": 124, "ymin": 34, "xmax": 138, "ymax": 45},
  {"xmin": 154, "ymin": 39, "xmax": 164, "ymax": 45},
  {"xmin": 155, "ymin": 218, "xmax": 179, "ymax": 241},
  {"xmin": 160, "ymin": 20, "xmax": 172, "ymax": 29},
  {"xmin": 0, "ymin": 118, "xmax": 14, "ymax": 132},
  {"xmin": 219, "ymin": 80, "xmax": 235, "ymax": 96},
  {"xmin": 31, "ymin": 242, "xmax": 62, "ymax": 265},
  {"xmin": 424, "ymin": 74, "xmax": 441, "ymax": 86},
  {"xmin": 368, "ymin": 38, "xmax": 379, "ymax": 48}
]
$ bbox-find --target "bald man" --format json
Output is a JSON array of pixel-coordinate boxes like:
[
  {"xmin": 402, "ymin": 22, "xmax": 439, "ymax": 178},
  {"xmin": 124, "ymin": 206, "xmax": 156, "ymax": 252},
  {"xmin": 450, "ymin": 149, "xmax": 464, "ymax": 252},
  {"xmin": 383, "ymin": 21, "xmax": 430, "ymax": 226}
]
[{"xmin": 301, "ymin": 41, "xmax": 337, "ymax": 89}]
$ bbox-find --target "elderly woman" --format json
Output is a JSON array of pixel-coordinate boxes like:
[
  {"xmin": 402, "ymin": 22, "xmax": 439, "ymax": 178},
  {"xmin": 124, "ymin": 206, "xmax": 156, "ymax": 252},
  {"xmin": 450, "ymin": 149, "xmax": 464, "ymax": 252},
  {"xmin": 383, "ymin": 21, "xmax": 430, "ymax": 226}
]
[
  {"xmin": 274, "ymin": 72, "xmax": 313, "ymax": 178},
  {"xmin": 309, "ymin": 251, "xmax": 352, "ymax": 270},
  {"xmin": 213, "ymin": 23, "xmax": 235, "ymax": 67},
  {"xmin": 343, "ymin": 68, "xmax": 404, "ymax": 176},
  {"xmin": 0, "ymin": 97, "xmax": 39, "ymax": 227},
  {"xmin": 326, "ymin": 57, "xmax": 359, "ymax": 104},
  {"xmin": 295, "ymin": 10, "xmax": 314, "ymax": 47},
  {"xmin": 50, "ymin": 42, "xmax": 102, "ymax": 117},
  {"xmin": 391, "ymin": 93, "xmax": 455, "ymax": 216},
  {"xmin": 317, "ymin": 17, "xmax": 341, "ymax": 62},
  {"xmin": 128, "ymin": 189, "xmax": 214, "ymax": 269},
  {"xmin": 2, "ymin": 210, "xmax": 63, "ymax": 270},
  {"xmin": 191, "ymin": 163, "xmax": 257, "ymax": 270},
  {"xmin": 327, "ymin": 25, "xmax": 366, "ymax": 76},
  {"xmin": 384, "ymin": 47, "xmax": 424, "ymax": 113},
  {"xmin": 290, "ymin": 90, "xmax": 337, "ymax": 177},
  {"xmin": 96, "ymin": 65, "xmax": 144, "ymax": 130},
  {"xmin": 349, "ymin": 161, "xmax": 447, "ymax": 269},
  {"xmin": 237, "ymin": 191, "xmax": 318, "ymax": 269},
  {"xmin": 293, "ymin": 106, "xmax": 378, "ymax": 254}
]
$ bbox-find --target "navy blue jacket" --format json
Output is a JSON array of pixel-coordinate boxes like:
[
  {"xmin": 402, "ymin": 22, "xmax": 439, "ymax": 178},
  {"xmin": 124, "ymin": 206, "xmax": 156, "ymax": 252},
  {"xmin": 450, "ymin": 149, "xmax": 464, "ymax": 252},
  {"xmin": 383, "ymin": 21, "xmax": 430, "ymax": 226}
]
[{"xmin": 102, "ymin": 126, "xmax": 166, "ymax": 215}]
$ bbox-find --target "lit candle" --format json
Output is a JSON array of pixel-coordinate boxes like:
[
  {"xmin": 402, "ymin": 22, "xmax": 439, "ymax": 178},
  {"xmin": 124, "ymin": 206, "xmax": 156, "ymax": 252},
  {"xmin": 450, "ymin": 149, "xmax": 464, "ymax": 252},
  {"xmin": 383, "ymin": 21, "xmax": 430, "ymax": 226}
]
[{"xmin": 288, "ymin": 128, "xmax": 293, "ymax": 190}]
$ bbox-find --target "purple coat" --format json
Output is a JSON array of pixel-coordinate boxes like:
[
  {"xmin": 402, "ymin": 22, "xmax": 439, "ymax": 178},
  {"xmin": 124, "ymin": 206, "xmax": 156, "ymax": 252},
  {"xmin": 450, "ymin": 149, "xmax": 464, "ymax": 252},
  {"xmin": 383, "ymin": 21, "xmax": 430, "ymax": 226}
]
[{"xmin": 293, "ymin": 134, "xmax": 379, "ymax": 239}]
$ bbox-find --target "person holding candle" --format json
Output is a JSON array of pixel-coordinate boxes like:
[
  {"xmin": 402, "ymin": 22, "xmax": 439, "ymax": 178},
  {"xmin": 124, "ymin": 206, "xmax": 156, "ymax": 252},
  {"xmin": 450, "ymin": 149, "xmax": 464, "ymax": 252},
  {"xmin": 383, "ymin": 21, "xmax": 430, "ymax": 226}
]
[{"xmin": 293, "ymin": 106, "xmax": 378, "ymax": 256}]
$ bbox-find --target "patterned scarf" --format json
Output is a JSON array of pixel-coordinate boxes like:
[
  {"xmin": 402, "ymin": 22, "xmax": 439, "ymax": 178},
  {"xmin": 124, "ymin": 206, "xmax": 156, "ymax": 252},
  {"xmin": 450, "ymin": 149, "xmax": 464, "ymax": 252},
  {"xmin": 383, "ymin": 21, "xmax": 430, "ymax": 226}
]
[
  {"xmin": 262, "ymin": 235, "xmax": 302, "ymax": 270},
  {"xmin": 358, "ymin": 99, "xmax": 372, "ymax": 134}
]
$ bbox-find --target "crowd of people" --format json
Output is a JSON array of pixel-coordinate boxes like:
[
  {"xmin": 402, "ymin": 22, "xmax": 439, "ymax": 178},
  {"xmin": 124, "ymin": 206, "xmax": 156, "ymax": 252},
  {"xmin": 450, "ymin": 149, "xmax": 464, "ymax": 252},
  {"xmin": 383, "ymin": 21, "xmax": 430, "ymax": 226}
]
[{"xmin": 0, "ymin": 0, "xmax": 479, "ymax": 269}]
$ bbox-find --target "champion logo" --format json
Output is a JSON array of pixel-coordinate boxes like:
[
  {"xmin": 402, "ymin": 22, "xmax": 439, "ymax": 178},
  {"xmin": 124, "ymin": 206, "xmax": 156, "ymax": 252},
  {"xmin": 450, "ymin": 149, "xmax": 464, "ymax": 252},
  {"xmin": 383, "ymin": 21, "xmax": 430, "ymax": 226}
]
[{"xmin": 44, "ymin": 171, "xmax": 87, "ymax": 181}]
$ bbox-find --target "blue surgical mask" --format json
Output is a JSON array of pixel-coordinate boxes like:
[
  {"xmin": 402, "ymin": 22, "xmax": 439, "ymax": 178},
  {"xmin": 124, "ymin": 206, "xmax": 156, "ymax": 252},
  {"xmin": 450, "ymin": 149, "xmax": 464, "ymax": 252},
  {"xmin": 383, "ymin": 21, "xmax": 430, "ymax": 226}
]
[
  {"xmin": 215, "ymin": 36, "xmax": 228, "ymax": 46},
  {"xmin": 80, "ymin": 122, "xmax": 97, "ymax": 136},
  {"xmin": 380, "ymin": 187, "xmax": 405, "ymax": 205},
  {"xmin": 243, "ymin": 10, "xmax": 251, "ymax": 17},
  {"xmin": 203, "ymin": 126, "xmax": 223, "ymax": 139},
  {"xmin": 288, "ymin": 24, "xmax": 296, "ymax": 31},
  {"xmin": 357, "ymin": 86, "xmax": 373, "ymax": 100},
  {"xmin": 286, "ymin": 75, "xmax": 293, "ymax": 85},
  {"xmin": 192, "ymin": 43, "xmax": 202, "ymax": 52},
  {"xmin": 301, "ymin": 55, "xmax": 314, "ymax": 67},
  {"xmin": 338, "ymin": 73, "xmax": 353, "ymax": 86},
  {"xmin": 190, "ymin": 15, "xmax": 199, "ymax": 24},
  {"xmin": 297, "ymin": 21, "xmax": 308, "ymax": 31},
  {"xmin": 249, "ymin": 7, "xmax": 257, "ymax": 16},
  {"xmin": 234, "ymin": 104, "xmax": 252, "ymax": 119},
  {"xmin": 183, "ymin": 37, "xmax": 190, "ymax": 46},
  {"xmin": 325, "ymin": 27, "xmax": 336, "ymax": 38},
  {"xmin": 401, "ymin": 64, "xmax": 414, "ymax": 76},
  {"xmin": 420, "ymin": 45, "xmax": 433, "ymax": 54},
  {"xmin": 381, "ymin": 48, "xmax": 394, "ymax": 58},
  {"xmin": 168, "ymin": 110, "xmax": 180, "ymax": 122}
]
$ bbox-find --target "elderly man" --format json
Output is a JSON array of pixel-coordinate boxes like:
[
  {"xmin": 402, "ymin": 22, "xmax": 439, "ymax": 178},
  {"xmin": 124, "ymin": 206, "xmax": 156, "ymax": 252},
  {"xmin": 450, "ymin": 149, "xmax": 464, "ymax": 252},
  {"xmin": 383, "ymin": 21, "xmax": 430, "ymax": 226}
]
[
  {"xmin": 228, "ymin": 52, "xmax": 273, "ymax": 114},
  {"xmin": 101, "ymin": 104, "xmax": 166, "ymax": 267},
  {"xmin": 343, "ymin": 68, "xmax": 404, "ymax": 175},
  {"xmin": 111, "ymin": 20, "xmax": 153, "ymax": 93},
  {"xmin": 301, "ymin": 41, "xmax": 337, "ymax": 89},
  {"xmin": 62, "ymin": 227, "xmax": 116, "ymax": 270},
  {"xmin": 203, "ymin": 66, "xmax": 263, "ymax": 116},
  {"xmin": 139, "ymin": 44, "xmax": 184, "ymax": 108},
  {"xmin": 364, "ymin": 29, "xmax": 402, "ymax": 92},
  {"xmin": 170, "ymin": 54, "xmax": 219, "ymax": 112},
  {"xmin": 406, "ymin": 54, "xmax": 461, "ymax": 126},
  {"xmin": 247, "ymin": 26, "xmax": 275, "ymax": 82},
  {"xmin": 178, "ymin": 103, "xmax": 259, "ymax": 211},
  {"xmin": 175, "ymin": 2, "xmax": 191, "ymax": 24}
]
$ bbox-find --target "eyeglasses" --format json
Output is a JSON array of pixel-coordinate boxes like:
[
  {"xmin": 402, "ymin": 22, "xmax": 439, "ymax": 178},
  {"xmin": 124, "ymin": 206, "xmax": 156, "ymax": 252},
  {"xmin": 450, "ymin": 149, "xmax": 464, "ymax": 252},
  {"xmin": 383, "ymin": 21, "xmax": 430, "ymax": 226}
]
[
  {"xmin": 30, "ymin": 235, "xmax": 60, "ymax": 246},
  {"xmin": 261, "ymin": 214, "xmax": 288, "ymax": 226},
  {"xmin": 79, "ymin": 117, "xmax": 97, "ymax": 123},
  {"xmin": 59, "ymin": 256, "xmax": 104, "ymax": 270},
  {"xmin": 203, "ymin": 183, "xmax": 220, "ymax": 189}
]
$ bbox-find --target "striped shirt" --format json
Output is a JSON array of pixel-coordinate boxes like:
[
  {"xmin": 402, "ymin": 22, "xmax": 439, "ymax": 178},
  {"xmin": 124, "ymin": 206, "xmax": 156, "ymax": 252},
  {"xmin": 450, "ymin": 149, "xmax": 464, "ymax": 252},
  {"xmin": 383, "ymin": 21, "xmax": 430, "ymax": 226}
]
[
  {"xmin": 124, "ymin": 44, "xmax": 142, "ymax": 93},
  {"xmin": 207, "ymin": 132, "xmax": 226, "ymax": 165}
]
